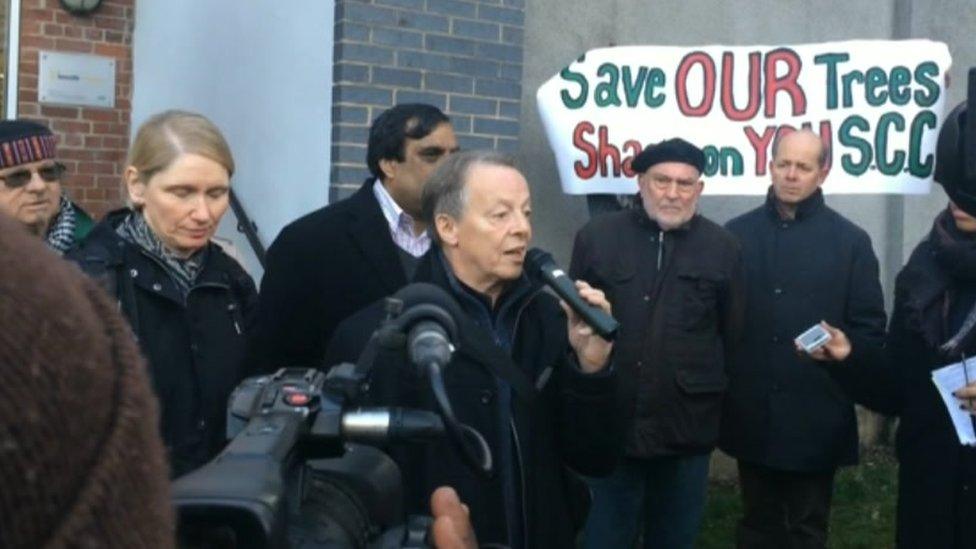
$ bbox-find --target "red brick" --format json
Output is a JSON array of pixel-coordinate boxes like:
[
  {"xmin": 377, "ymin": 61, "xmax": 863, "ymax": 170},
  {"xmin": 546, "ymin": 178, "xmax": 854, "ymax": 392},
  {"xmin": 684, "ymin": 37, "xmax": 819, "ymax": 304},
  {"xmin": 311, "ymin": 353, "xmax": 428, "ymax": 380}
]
[
  {"xmin": 21, "ymin": 20, "xmax": 42, "ymax": 35},
  {"xmin": 93, "ymin": 16, "xmax": 126, "ymax": 32},
  {"xmin": 51, "ymin": 120, "xmax": 91, "ymax": 133},
  {"xmin": 94, "ymin": 43, "xmax": 127, "ymax": 58},
  {"xmin": 22, "ymin": 9, "xmax": 54, "ymax": 22},
  {"xmin": 93, "ymin": 122, "xmax": 123, "ymax": 134},
  {"xmin": 40, "ymin": 105, "xmax": 79, "ymax": 118},
  {"xmin": 84, "ymin": 28, "xmax": 104, "ymax": 41},
  {"xmin": 62, "ymin": 25, "xmax": 83, "ymax": 39},
  {"xmin": 20, "ymin": 35, "xmax": 55, "ymax": 49},
  {"xmin": 54, "ymin": 38, "xmax": 94, "ymax": 53},
  {"xmin": 42, "ymin": 23, "xmax": 64, "ymax": 36},
  {"xmin": 59, "ymin": 148, "xmax": 96, "ymax": 161},
  {"xmin": 81, "ymin": 109, "xmax": 118, "ymax": 122},
  {"xmin": 101, "ymin": 136, "xmax": 123, "ymax": 148}
]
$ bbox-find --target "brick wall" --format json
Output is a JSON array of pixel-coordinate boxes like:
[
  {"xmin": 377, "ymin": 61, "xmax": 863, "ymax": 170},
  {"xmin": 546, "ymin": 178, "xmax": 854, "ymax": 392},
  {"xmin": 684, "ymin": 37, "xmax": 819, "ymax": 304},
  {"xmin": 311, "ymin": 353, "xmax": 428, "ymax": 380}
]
[
  {"xmin": 18, "ymin": 0, "xmax": 134, "ymax": 219},
  {"xmin": 331, "ymin": 0, "xmax": 526, "ymax": 201}
]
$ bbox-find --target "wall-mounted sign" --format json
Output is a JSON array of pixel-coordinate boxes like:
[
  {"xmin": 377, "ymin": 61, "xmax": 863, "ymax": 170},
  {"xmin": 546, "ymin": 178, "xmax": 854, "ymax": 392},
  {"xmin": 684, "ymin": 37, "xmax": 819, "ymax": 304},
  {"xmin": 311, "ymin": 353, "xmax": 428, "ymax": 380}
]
[
  {"xmin": 38, "ymin": 51, "xmax": 116, "ymax": 108},
  {"xmin": 537, "ymin": 40, "xmax": 952, "ymax": 195}
]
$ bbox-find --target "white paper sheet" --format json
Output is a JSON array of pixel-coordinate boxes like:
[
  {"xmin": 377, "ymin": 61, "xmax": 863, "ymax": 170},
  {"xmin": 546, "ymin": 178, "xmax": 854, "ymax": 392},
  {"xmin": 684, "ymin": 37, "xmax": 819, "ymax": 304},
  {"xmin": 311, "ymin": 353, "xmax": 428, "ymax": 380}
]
[{"xmin": 931, "ymin": 360, "xmax": 976, "ymax": 446}]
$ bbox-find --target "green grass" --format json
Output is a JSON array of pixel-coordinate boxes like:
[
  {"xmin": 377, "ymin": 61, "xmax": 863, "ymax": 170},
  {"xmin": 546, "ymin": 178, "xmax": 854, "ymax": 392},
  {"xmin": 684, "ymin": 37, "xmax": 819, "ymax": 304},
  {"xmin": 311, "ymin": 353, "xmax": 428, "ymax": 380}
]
[{"xmin": 697, "ymin": 448, "xmax": 898, "ymax": 549}]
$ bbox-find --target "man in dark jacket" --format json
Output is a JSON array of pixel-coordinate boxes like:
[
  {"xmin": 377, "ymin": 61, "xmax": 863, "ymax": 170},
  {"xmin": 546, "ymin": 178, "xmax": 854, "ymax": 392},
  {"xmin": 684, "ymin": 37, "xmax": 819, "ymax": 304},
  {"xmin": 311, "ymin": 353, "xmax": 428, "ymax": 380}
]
[
  {"xmin": 721, "ymin": 129, "xmax": 887, "ymax": 548},
  {"xmin": 326, "ymin": 150, "xmax": 620, "ymax": 549},
  {"xmin": 0, "ymin": 120, "xmax": 93, "ymax": 254},
  {"xmin": 570, "ymin": 138, "xmax": 745, "ymax": 549},
  {"xmin": 248, "ymin": 104, "xmax": 458, "ymax": 371}
]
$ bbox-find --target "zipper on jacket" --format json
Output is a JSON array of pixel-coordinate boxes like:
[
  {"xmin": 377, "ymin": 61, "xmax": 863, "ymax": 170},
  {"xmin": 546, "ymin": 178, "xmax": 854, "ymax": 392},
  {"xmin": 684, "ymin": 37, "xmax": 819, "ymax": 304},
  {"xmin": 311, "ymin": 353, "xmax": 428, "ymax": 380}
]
[
  {"xmin": 510, "ymin": 416, "xmax": 529, "ymax": 549},
  {"xmin": 497, "ymin": 287, "xmax": 543, "ymax": 547},
  {"xmin": 657, "ymin": 229, "xmax": 664, "ymax": 270}
]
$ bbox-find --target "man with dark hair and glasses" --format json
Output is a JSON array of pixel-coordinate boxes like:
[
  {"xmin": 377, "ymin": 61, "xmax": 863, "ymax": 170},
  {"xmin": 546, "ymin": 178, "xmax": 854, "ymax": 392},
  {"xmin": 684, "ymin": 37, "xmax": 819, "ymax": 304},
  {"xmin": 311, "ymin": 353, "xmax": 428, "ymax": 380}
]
[
  {"xmin": 570, "ymin": 138, "xmax": 745, "ymax": 549},
  {"xmin": 249, "ymin": 103, "xmax": 460, "ymax": 370},
  {"xmin": 0, "ymin": 120, "xmax": 92, "ymax": 254}
]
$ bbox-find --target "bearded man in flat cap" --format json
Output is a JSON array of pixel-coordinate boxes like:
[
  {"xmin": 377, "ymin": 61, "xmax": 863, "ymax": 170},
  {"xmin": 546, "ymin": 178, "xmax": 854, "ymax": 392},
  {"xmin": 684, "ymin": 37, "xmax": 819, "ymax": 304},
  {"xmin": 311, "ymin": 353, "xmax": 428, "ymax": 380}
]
[{"xmin": 570, "ymin": 138, "xmax": 745, "ymax": 549}]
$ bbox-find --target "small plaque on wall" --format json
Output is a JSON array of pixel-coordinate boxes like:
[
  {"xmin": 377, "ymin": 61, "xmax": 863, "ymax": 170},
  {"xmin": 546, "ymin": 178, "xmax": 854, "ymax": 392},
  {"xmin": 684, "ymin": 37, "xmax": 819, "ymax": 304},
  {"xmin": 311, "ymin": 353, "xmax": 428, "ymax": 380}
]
[{"xmin": 38, "ymin": 51, "xmax": 116, "ymax": 108}]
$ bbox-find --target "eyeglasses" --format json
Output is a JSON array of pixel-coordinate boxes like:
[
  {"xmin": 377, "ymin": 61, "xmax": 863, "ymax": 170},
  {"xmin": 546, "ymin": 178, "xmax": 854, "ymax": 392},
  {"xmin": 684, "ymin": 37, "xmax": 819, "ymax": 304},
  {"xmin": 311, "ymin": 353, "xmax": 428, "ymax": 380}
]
[
  {"xmin": 646, "ymin": 173, "xmax": 700, "ymax": 195},
  {"xmin": 0, "ymin": 162, "xmax": 67, "ymax": 189}
]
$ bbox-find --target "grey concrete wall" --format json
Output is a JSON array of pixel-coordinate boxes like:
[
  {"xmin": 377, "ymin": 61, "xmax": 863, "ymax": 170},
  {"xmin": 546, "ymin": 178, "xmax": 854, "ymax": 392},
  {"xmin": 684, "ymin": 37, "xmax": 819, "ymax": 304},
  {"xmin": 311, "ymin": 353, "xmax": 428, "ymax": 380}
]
[{"xmin": 519, "ymin": 0, "xmax": 976, "ymax": 304}]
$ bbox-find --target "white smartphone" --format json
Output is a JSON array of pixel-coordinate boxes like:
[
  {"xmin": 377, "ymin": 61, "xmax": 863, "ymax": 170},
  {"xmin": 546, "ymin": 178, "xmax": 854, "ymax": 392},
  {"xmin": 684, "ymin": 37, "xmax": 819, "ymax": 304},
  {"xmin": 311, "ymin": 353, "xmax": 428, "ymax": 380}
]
[{"xmin": 795, "ymin": 323, "xmax": 832, "ymax": 353}]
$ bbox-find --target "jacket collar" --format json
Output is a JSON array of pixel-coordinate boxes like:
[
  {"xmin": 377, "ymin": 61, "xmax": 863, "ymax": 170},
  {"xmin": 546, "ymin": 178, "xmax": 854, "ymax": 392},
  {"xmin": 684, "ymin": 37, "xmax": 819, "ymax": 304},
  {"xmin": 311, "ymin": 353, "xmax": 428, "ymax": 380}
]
[
  {"xmin": 86, "ymin": 208, "xmax": 242, "ymax": 302},
  {"xmin": 347, "ymin": 178, "xmax": 408, "ymax": 292},
  {"xmin": 631, "ymin": 206, "xmax": 697, "ymax": 234},
  {"xmin": 763, "ymin": 186, "xmax": 825, "ymax": 222}
]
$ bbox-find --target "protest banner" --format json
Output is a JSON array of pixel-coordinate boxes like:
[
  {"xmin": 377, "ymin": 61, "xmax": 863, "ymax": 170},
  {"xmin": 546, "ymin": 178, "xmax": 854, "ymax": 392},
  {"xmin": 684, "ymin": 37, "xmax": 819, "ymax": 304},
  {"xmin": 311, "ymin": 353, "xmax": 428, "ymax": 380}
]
[{"xmin": 536, "ymin": 40, "xmax": 953, "ymax": 195}]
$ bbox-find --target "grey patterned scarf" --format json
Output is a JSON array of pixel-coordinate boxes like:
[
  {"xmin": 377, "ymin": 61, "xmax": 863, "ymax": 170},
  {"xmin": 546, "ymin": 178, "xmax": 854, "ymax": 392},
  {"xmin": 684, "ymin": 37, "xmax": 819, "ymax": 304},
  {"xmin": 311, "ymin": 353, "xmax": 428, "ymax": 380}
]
[
  {"xmin": 44, "ymin": 195, "xmax": 77, "ymax": 255},
  {"xmin": 116, "ymin": 211, "xmax": 206, "ymax": 297}
]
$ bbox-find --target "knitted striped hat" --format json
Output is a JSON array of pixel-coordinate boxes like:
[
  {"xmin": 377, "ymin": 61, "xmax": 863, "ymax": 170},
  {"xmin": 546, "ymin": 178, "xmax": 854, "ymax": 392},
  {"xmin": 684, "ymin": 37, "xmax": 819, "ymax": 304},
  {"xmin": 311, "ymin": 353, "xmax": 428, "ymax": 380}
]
[{"xmin": 0, "ymin": 120, "xmax": 57, "ymax": 169}]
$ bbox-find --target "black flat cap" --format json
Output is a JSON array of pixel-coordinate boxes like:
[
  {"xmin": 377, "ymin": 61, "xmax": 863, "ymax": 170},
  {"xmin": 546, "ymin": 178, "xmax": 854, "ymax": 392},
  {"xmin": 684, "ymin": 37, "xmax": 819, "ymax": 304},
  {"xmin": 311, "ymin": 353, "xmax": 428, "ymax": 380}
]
[{"xmin": 631, "ymin": 138, "xmax": 705, "ymax": 174}]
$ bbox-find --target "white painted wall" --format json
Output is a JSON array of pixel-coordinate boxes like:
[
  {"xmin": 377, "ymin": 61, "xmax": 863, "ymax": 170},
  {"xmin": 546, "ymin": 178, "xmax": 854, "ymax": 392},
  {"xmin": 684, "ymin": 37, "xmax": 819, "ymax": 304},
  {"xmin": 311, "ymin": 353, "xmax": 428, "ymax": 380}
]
[{"xmin": 132, "ymin": 0, "xmax": 334, "ymax": 279}]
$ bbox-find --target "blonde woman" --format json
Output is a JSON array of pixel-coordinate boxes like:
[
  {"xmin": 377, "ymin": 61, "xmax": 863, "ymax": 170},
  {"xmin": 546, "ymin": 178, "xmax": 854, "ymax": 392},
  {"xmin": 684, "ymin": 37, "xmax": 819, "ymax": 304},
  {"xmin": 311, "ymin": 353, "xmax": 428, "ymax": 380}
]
[{"xmin": 68, "ymin": 110, "xmax": 257, "ymax": 477}]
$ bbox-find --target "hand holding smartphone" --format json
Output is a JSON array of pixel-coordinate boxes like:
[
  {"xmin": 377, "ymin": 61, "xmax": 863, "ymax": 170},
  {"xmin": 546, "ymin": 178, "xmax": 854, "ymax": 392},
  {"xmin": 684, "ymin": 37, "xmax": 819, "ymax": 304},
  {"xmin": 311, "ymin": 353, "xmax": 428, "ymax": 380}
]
[{"xmin": 795, "ymin": 323, "xmax": 833, "ymax": 354}]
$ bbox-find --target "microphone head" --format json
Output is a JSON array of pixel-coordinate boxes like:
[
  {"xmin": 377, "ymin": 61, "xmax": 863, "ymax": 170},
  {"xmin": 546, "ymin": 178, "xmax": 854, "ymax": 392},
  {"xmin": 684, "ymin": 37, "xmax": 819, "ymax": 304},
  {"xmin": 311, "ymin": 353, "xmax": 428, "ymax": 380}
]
[
  {"xmin": 389, "ymin": 282, "xmax": 463, "ymax": 347},
  {"xmin": 524, "ymin": 247, "xmax": 556, "ymax": 275},
  {"xmin": 392, "ymin": 283, "xmax": 461, "ymax": 315}
]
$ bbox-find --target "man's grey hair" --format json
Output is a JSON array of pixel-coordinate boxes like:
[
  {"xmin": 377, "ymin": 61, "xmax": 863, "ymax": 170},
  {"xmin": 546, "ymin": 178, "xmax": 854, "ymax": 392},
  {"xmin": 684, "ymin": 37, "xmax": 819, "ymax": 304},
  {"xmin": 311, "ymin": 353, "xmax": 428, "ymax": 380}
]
[
  {"xmin": 421, "ymin": 150, "xmax": 517, "ymax": 243},
  {"xmin": 770, "ymin": 129, "xmax": 830, "ymax": 168}
]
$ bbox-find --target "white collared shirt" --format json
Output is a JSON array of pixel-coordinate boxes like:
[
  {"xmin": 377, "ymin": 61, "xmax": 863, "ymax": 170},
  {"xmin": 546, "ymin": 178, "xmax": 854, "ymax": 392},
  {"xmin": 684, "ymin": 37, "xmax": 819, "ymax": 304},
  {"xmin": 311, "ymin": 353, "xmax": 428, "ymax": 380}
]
[{"xmin": 372, "ymin": 179, "xmax": 431, "ymax": 258}]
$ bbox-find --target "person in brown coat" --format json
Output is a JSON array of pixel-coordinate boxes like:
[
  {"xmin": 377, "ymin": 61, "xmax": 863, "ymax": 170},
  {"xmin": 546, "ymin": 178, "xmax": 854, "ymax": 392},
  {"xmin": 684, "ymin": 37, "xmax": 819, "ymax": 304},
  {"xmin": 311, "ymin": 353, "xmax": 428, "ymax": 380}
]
[{"xmin": 0, "ymin": 212, "xmax": 173, "ymax": 547}]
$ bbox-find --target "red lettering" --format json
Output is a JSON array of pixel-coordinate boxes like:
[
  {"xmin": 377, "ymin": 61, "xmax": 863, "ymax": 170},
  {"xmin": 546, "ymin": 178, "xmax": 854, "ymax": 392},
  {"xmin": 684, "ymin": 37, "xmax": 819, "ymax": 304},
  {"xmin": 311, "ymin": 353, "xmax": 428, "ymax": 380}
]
[
  {"xmin": 622, "ymin": 139, "xmax": 643, "ymax": 177},
  {"xmin": 764, "ymin": 48, "xmax": 806, "ymax": 118},
  {"xmin": 573, "ymin": 121, "xmax": 597, "ymax": 179},
  {"xmin": 743, "ymin": 125, "xmax": 776, "ymax": 175},
  {"xmin": 675, "ymin": 51, "xmax": 716, "ymax": 117},
  {"xmin": 721, "ymin": 51, "xmax": 762, "ymax": 121},
  {"xmin": 572, "ymin": 123, "xmax": 630, "ymax": 178}
]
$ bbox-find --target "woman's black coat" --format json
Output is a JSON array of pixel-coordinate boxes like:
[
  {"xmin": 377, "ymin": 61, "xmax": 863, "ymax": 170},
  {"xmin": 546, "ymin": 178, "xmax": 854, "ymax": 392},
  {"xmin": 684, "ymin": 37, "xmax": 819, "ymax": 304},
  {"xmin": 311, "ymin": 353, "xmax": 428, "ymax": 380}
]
[
  {"xmin": 67, "ymin": 210, "xmax": 258, "ymax": 477},
  {"xmin": 830, "ymin": 228, "xmax": 976, "ymax": 548}
]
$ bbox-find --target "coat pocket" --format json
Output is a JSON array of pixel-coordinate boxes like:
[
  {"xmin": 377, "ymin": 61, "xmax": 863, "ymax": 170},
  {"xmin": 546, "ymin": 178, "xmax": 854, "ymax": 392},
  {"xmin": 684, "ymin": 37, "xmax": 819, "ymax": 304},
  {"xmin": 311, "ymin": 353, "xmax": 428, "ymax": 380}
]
[
  {"xmin": 673, "ymin": 270, "xmax": 724, "ymax": 331},
  {"xmin": 675, "ymin": 367, "xmax": 728, "ymax": 394}
]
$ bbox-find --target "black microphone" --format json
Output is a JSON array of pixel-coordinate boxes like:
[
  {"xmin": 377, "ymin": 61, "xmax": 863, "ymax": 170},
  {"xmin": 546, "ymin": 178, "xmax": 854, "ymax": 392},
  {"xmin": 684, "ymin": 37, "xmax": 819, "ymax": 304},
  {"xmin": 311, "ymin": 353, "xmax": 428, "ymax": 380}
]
[
  {"xmin": 524, "ymin": 248, "xmax": 620, "ymax": 341},
  {"xmin": 408, "ymin": 319, "xmax": 454, "ymax": 369}
]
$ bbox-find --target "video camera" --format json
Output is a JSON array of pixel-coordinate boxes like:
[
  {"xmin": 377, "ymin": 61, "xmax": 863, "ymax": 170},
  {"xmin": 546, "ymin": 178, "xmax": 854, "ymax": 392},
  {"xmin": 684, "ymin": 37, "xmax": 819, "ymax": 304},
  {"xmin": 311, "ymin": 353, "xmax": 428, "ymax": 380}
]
[{"xmin": 172, "ymin": 283, "xmax": 493, "ymax": 549}]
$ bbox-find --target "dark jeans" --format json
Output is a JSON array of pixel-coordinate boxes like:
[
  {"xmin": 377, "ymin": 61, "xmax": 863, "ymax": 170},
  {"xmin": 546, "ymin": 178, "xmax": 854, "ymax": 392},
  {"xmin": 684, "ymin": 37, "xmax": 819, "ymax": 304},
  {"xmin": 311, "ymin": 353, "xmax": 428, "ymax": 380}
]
[
  {"xmin": 736, "ymin": 461, "xmax": 836, "ymax": 549},
  {"xmin": 582, "ymin": 454, "xmax": 711, "ymax": 549}
]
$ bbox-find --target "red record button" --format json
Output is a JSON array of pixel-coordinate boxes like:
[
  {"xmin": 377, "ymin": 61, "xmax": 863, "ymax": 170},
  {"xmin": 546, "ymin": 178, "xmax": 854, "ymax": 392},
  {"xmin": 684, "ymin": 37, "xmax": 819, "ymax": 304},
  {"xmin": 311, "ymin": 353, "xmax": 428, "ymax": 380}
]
[{"xmin": 284, "ymin": 391, "xmax": 311, "ymax": 406}]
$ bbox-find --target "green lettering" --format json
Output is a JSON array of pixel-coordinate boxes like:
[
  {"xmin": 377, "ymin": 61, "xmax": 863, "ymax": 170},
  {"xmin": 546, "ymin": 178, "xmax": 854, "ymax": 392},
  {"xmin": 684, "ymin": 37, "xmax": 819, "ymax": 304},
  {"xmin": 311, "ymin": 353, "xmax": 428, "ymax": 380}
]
[
  {"xmin": 841, "ymin": 71, "xmax": 865, "ymax": 108},
  {"xmin": 838, "ymin": 115, "xmax": 872, "ymax": 175},
  {"xmin": 559, "ymin": 66, "xmax": 588, "ymax": 109},
  {"xmin": 865, "ymin": 67, "xmax": 888, "ymax": 106},
  {"xmin": 913, "ymin": 61, "xmax": 940, "ymax": 107},
  {"xmin": 645, "ymin": 68, "xmax": 666, "ymax": 107},
  {"xmin": 909, "ymin": 110, "xmax": 937, "ymax": 177},
  {"xmin": 621, "ymin": 66, "xmax": 648, "ymax": 107},
  {"xmin": 595, "ymin": 63, "xmax": 622, "ymax": 107},
  {"xmin": 876, "ymin": 113, "xmax": 906, "ymax": 175},
  {"xmin": 889, "ymin": 66, "xmax": 911, "ymax": 106},
  {"xmin": 814, "ymin": 52, "xmax": 850, "ymax": 109}
]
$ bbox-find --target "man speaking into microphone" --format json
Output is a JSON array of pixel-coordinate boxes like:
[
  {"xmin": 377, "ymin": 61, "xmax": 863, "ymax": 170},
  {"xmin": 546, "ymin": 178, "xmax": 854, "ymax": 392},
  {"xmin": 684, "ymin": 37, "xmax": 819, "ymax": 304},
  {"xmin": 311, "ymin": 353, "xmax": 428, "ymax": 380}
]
[
  {"xmin": 570, "ymin": 138, "xmax": 745, "ymax": 549},
  {"xmin": 325, "ymin": 150, "xmax": 621, "ymax": 549}
]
